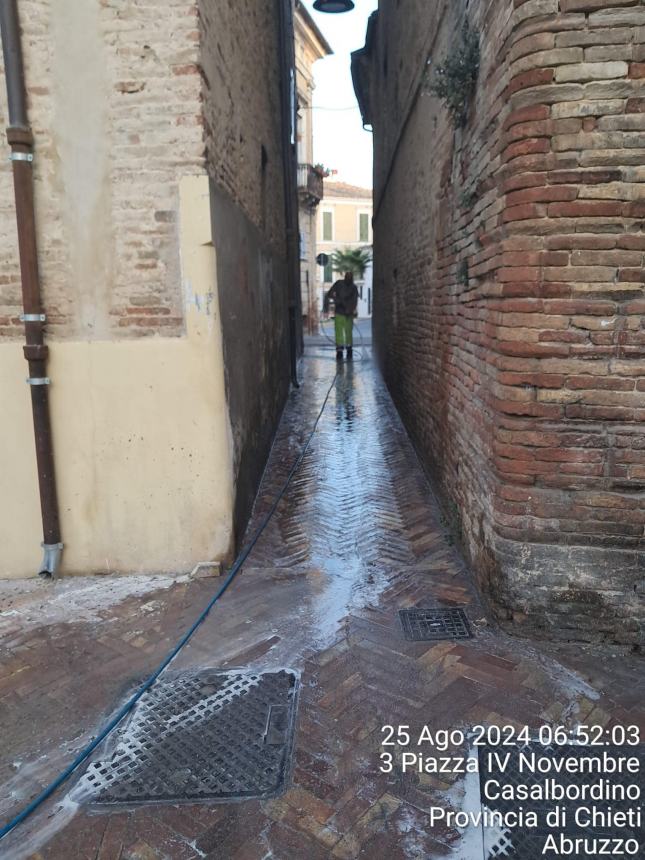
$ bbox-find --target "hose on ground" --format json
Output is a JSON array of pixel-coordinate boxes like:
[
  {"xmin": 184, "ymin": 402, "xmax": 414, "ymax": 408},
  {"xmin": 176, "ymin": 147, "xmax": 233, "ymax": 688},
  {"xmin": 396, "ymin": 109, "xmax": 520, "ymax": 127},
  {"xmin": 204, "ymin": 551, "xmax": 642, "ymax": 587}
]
[{"xmin": 0, "ymin": 371, "xmax": 339, "ymax": 844}]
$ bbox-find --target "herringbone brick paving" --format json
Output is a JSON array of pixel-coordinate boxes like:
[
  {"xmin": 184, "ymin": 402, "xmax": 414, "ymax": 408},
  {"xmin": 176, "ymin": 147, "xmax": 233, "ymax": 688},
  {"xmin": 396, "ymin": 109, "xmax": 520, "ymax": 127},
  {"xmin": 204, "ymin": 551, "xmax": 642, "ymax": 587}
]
[{"xmin": 0, "ymin": 348, "xmax": 643, "ymax": 859}]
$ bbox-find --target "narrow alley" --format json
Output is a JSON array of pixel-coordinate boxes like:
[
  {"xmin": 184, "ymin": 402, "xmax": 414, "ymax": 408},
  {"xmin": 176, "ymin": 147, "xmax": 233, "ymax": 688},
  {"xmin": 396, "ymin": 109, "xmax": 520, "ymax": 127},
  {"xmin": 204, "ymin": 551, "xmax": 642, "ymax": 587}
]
[
  {"xmin": 1, "ymin": 0, "xmax": 644, "ymax": 857},
  {"xmin": 1, "ymin": 341, "xmax": 643, "ymax": 859}
]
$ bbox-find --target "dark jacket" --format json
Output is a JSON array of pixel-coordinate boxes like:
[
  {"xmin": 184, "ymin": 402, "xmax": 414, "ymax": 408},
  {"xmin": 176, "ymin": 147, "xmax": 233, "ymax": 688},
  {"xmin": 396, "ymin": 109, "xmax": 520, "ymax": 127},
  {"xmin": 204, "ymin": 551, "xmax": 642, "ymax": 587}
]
[{"xmin": 326, "ymin": 280, "xmax": 359, "ymax": 316}]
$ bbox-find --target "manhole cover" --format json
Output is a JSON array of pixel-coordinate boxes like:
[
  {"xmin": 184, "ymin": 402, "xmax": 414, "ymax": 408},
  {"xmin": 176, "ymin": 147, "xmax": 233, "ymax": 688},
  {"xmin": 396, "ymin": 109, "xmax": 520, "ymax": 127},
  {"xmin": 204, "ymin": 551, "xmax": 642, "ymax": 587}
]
[
  {"xmin": 399, "ymin": 607, "xmax": 472, "ymax": 641},
  {"xmin": 480, "ymin": 741, "xmax": 645, "ymax": 858},
  {"xmin": 74, "ymin": 669, "xmax": 298, "ymax": 806}
]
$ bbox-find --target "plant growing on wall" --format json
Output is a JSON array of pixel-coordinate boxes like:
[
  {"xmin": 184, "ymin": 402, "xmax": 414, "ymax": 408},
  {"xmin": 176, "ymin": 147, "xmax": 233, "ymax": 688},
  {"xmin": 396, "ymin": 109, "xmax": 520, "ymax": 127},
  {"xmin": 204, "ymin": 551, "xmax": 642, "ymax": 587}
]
[
  {"xmin": 331, "ymin": 248, "xmax": 373, "ymax": 280},
  {"xmin": 428, "ymin": 21, "xmax": 480, "ymax": 128}
]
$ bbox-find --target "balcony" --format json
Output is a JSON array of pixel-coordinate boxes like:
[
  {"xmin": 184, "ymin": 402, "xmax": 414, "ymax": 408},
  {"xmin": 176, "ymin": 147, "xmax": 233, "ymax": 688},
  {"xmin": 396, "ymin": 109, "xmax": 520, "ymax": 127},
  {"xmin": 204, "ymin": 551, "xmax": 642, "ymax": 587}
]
[{"xmin": 297, "ymin": 164, "xmax": 324, "ymax": 207}]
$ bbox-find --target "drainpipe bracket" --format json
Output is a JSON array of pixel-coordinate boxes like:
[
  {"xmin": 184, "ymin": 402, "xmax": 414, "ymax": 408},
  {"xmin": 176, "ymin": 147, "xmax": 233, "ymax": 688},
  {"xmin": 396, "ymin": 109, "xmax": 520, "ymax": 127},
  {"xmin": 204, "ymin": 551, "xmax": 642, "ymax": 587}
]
[
  {"xmin": 20, "ymin": 313, "xmax": 46, "ymax": 323},
  {"xmin": 26, "ymin": 376, "xmax": 50, "ymax": 386},
  {"xmin": 9, "ymin": 151, "xmax": 32, "ymax": 162},
  {"xmin": 40, "ymin": 542, "xmax": 64, "ymax": 578}
]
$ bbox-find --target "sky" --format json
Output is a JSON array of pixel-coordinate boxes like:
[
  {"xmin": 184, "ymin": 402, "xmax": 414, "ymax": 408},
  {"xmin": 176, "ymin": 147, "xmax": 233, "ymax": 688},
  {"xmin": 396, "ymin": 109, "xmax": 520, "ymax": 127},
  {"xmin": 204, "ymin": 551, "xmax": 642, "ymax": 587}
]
[{"xmin": 302, "ymin": 0, "xmax": 378, "ymax": 190}]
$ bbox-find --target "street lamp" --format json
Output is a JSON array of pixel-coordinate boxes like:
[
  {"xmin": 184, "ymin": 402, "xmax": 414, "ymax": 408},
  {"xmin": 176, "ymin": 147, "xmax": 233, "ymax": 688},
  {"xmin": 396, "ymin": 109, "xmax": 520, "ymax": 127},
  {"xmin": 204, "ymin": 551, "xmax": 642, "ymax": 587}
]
[{"xmin": 313, "ymin": 0, "xmax": 355, "ymax": 12}]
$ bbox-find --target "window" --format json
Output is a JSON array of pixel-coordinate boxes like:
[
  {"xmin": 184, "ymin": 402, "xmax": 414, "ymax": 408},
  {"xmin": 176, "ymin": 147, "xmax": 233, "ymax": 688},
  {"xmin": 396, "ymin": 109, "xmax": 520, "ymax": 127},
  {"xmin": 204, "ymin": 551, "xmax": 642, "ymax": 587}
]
[
  {"xmin": 359, "ymin": 212, "xmax": 370, "ymax": 243},
  {"xmin": 299, "ymin": 230, "xmax": 307, "ymax": 261},
  {"xmin": 322, "ymin": 211, "xmax": 333, "ymax": 242},
  {"xmin": 324, "ymin": 261, "xmax": 333, "ymax": 283}
]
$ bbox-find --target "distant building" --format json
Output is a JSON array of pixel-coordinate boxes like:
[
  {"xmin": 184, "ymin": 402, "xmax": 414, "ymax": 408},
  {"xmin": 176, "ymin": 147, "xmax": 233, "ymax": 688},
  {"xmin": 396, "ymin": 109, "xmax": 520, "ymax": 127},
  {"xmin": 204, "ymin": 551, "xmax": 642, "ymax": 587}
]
[
  {"xmin": 294, "ymin": 2, "xmax": 332, "ymax": 334},
  {"xmin": 317, "ymin": 181, "xmax": 373, "ymax": 318}
]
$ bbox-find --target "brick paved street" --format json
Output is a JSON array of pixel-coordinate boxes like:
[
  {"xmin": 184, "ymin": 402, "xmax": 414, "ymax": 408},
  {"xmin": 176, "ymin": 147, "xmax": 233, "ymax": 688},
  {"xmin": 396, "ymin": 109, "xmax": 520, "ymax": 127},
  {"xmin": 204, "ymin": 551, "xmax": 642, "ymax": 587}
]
[{"xmin": 1, "ymin": 345, "xmax": 643, "ymax": 859}]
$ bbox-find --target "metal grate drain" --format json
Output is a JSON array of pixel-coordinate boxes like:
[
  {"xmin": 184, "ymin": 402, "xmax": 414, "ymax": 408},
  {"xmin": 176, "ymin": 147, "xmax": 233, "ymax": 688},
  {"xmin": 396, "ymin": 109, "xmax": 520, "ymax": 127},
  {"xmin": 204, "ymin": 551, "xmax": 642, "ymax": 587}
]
[
  {"xmin": 74, "ymin": 669, "xmax": 298, "ymax": 806},
  {"xmin": 399, "ymin": 607, "xmax": 472, "ymax": 641}
]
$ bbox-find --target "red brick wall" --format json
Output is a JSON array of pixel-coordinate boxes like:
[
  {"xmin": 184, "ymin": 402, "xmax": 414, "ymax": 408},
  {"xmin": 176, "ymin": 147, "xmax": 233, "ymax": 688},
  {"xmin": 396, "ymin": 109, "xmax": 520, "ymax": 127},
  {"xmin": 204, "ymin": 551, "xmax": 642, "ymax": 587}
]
[{"xmin": 365, "ymin": 0, "xmax": 645, "ymax": 643}]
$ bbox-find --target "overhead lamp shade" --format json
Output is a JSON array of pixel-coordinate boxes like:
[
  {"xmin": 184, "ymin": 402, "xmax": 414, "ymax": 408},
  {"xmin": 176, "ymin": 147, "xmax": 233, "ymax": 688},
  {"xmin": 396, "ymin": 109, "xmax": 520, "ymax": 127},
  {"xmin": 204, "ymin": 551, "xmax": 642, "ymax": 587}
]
[{"xmin": 313, "ymin": 0, "xmax": 355, "ymax": 12}]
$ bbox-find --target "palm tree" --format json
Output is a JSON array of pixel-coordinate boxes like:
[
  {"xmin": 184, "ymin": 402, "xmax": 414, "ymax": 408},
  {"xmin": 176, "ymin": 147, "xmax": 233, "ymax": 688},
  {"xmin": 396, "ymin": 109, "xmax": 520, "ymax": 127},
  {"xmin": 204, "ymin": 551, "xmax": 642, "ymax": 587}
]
[{"xmin": 331, "ymin": 247, "xmax": 372, "ymax": 280}]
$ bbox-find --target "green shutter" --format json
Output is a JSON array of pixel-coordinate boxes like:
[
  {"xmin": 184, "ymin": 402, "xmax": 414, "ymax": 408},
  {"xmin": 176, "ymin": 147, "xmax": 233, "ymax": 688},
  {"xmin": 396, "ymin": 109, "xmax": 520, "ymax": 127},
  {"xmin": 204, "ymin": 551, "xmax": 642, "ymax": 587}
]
[
  {"xmin": 359, "ymin": 213, "xmax": 369, "ymax": 242},
  {"xmin": 324, "ymin": 261, "xmax": 333, "ymax": 283},
  {"xmin": 323, "ymin": 211, "xmax": 333, "ymax": 241}
]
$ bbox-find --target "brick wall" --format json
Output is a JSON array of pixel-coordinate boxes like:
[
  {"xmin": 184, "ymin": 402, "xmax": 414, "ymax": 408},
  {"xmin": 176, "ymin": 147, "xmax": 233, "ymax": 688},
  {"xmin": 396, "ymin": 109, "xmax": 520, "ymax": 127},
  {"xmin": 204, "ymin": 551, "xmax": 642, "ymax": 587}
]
[
  {"xmin": 199, "ymin": 0, "xmax": 293, "ymax": 545},
  {"xmin": 199, "ymin": 0, "xmax": 287, "ymax": 256},
  {"xmin": 0, "ymin": 0, "xmax": 290, "ymax": 341},
  {"xmin": 0, "ymin": 0, "xmax": 205, "ymax": 340},
  {"xmin": 361, "ymin": 0, "xmax": 645, "ymax": 643}
]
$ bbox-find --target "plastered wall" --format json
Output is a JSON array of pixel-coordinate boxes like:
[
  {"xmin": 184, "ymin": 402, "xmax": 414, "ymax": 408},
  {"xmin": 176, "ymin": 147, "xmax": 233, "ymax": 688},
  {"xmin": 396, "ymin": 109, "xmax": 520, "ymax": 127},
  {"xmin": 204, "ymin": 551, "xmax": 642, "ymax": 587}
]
[
  {"xmin": 0, "ymin": 176, "xmax": 235, "ymax": 577},
  {"xmin": 0, "ymin": 0, "xmax": 293, "ymax": 577}
]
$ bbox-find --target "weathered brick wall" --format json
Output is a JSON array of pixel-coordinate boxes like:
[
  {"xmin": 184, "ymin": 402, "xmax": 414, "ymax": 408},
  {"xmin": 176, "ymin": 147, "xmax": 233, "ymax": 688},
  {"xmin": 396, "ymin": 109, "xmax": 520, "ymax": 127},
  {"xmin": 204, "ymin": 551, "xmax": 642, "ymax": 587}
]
[
  {"xmin": 0, "ymin": 0, "xmax": 289, "ymax": 340},
  {"xmin": 198, "ymin": 0, "xmax": 292, "ymax": 544},
  {"xmin": 199, "ymin": 0, "xmax": 287, "ymax": 256},
  {"xmin": 366, "ymin": 0, "xmax": 645, "ymax": 643},
  {"xmin": 0, "ymin": 0, "xmax": 205, "ymax": 340}
]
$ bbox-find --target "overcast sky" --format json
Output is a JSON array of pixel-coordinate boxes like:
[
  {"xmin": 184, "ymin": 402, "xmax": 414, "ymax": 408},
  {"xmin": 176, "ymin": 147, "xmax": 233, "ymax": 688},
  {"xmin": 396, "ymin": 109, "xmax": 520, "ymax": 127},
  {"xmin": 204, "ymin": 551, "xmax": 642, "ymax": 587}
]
[{"xmin": 302, "ymin": 0, "xmax": 378, "ymax": 190}]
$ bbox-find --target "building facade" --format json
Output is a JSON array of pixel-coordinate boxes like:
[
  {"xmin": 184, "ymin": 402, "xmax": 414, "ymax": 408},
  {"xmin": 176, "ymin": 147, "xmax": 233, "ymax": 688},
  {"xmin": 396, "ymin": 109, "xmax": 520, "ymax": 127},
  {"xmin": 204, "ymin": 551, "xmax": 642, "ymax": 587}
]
[
  {"xmin": 354, "ymin": 0, "xmax": 645, "ymax": 644},
  {"xmin": 318, "ymin": 181, "xmax": 374, "ymax": 317},
  {"xmin": 295, "ymin": 2, "xmax": 332, "ymax": 335},
  {"xmin": 0, "ymin": 0, "xmax": 300, "ymax": 578}
]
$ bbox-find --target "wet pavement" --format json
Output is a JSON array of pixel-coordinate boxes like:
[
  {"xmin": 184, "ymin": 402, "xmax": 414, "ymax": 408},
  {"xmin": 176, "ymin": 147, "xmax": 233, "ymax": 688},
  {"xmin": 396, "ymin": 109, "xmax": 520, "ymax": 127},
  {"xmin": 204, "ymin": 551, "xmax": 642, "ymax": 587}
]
[{"xmin": 0, "ymin": 343, "xmax": 644, "ymax": 859}]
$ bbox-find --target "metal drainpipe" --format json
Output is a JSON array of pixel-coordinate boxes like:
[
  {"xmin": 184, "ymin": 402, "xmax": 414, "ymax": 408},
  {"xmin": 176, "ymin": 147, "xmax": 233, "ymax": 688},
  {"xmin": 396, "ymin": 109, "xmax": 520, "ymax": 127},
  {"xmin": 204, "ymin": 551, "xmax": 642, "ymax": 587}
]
[
  {"xmin": 0, "ymin": 0, "xmax": 63, "ymax": 577},
  {"xmin": 278, "ymin": 0, "xmax": 302, "ymax": 388}
]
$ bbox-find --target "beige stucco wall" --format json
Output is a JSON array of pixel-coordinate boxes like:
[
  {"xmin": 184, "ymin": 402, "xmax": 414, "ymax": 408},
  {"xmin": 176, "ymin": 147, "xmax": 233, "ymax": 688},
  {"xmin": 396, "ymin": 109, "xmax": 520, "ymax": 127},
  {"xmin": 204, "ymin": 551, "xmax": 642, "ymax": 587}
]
[
  {"xmin": 318, "ymin": 195, "xmax": 373, "ymax": 302},
  {"xmin": 0, "ymin": 176, "xmax": 234, "ymax": 578},
  {"xmin": 319, "ymin": 198, "xmax": 373, "ymax": 248},
  {"xmin": 299, "ymin": 207, "xmax": 319, "ymax": 329},
  {"xmin": 295, "ymin": 6, "xmax": 330, "ymax": 332}
]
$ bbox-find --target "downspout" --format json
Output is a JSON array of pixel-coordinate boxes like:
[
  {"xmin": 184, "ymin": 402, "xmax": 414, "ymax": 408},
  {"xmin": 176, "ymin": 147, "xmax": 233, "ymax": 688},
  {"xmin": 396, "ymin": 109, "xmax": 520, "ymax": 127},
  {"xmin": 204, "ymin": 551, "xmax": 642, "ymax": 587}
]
[
  {"xmin": 0, "ymin": 0, "xmax": 63, "ymax": 576},
  {"xmin": 277, "ymin": 0, "xmax": 302, "ymax": 388}
]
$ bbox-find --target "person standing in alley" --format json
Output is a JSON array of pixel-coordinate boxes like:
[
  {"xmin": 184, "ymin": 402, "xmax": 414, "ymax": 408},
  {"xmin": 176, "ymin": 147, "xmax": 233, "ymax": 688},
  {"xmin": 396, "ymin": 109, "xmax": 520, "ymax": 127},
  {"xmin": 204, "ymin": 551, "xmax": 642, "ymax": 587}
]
[{"xmin": 325, "ymin": 271, "xmax": 359, "ymax": 361}]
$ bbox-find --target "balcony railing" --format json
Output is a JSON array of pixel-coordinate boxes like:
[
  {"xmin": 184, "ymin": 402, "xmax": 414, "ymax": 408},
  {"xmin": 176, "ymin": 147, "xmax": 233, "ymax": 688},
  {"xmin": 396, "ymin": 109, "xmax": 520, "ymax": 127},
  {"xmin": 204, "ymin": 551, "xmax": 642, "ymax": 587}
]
[{"xmin": 297, "ymin": 164, "xmax": 324, "ymax": 206}]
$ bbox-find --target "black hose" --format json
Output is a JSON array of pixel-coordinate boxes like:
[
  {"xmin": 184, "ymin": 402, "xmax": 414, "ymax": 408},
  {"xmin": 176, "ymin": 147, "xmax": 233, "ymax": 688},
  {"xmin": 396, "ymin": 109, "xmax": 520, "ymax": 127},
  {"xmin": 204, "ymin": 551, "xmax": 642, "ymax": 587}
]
[{"xmin": 0, "ymin": 371, "xmax": 338, "ymax": 843}]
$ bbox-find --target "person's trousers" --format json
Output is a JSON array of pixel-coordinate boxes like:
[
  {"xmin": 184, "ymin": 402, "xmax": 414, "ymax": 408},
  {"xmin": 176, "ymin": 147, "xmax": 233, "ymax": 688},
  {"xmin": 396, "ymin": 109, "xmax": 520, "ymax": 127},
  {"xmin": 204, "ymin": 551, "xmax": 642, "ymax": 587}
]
[{"xmin": 334, "ymin": 314, "xmax": 353, "ymax": 348}]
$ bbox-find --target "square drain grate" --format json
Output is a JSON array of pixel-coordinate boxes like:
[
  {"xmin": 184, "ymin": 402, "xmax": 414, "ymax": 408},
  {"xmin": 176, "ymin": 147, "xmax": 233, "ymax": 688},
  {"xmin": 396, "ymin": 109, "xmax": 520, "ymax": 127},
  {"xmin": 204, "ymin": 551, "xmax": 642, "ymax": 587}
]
[
  {"xmin": 74, "ymin": 668, "xmax": 298, "ymax": 806},
  {"xmin": 399, "ymin": 607, "xmax": 472, "ymax": 641}
]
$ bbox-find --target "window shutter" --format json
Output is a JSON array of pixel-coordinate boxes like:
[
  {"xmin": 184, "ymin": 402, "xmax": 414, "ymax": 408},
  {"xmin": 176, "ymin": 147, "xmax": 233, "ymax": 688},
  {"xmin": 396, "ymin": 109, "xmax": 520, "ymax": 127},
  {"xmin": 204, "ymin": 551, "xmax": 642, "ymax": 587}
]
[
  {"xmin": 323, "ymin": 211, "xmax": 333, "ymax": 241},
  {"xmin": 359, "ymin": 213, "xmax": 369, "ymax": 243}
]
